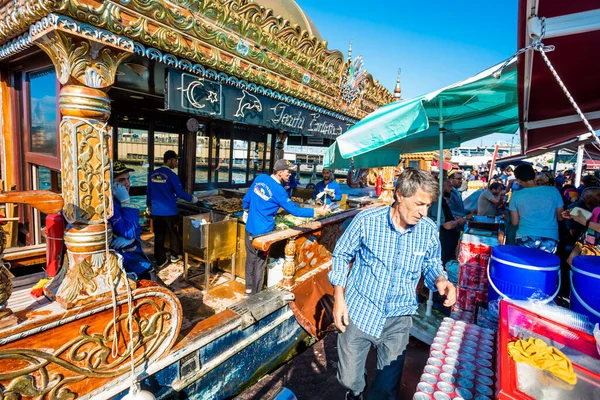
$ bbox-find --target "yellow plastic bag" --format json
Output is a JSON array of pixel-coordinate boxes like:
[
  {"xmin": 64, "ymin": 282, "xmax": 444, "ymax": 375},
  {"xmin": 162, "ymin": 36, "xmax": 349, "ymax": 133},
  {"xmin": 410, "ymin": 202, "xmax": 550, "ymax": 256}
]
[{"xmin": 508, "ymin": 337, "xmax": 577, "ymax": 385}]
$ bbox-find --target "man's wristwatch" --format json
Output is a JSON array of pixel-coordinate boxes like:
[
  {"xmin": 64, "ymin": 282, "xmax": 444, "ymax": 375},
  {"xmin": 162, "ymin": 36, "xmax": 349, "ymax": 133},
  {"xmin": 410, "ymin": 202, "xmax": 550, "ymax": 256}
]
[{"xmin": 434, "ymin": 275, "xmax": 448, "ymax": 285}]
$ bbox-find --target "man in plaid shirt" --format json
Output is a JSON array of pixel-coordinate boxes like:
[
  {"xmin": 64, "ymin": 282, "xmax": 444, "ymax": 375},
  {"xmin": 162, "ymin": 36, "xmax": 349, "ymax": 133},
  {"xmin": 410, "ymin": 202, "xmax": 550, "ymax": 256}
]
[{"xmin": 329, "ymin": 169, "xmax": 456, "ymax": 399}]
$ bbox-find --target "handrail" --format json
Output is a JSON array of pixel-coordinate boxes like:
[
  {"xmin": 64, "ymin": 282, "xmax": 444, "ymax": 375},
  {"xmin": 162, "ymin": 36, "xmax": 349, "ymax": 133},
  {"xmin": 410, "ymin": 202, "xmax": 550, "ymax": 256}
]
[{"xmin": 0, "ymin": 190, "xmax": 63, "ymax": 214}]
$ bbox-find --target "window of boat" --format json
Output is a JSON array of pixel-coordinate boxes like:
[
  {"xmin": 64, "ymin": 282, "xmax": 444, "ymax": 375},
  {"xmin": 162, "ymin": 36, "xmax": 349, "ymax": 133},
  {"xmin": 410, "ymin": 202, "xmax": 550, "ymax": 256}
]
[
  {"xmin": 211, "ymin": 137, "xmax": 231, "ymax": 185},
  {"xmin": 265, "ymin": 134, "xmax": 272, "ymax": 172},
  {"xmin": 30, "ymin": 165, "xmax": 61, "ymax": 244},
  {"xmin": 233, "ymin": 140, "xmax": 248, "ymax": 185},
  {"xmin": 195, "ymin": 130, "xmax": 209, "ymax": 184},
  {"xmin": 27, "ymin": 68, "xmax": 58, "ymax": 157},
  {"xmin": 249, "ymin": 141, "xmax": 265, "ymax": 182}
]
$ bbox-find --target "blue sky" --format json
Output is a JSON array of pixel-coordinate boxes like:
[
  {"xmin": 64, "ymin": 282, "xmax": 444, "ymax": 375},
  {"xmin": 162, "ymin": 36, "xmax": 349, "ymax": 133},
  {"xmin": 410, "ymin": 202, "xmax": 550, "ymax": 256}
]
[{"xmin": 296, "ymin": 0, "xmax": 520, "ymax": 145}]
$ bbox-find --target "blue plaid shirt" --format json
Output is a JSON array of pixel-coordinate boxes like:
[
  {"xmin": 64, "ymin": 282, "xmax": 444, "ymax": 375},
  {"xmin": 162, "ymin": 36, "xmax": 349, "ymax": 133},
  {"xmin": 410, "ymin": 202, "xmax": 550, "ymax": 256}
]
[{"xmin": 329, "ymin": 206, "xmax": 446, "ymax": 338}]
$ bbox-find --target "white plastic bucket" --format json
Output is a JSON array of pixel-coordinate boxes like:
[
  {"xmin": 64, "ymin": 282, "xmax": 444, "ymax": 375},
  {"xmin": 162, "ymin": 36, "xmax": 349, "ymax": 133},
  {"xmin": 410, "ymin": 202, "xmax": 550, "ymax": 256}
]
[{"xmin": 267, "ymin": 259, "xmax": 284, "ymax": 287}]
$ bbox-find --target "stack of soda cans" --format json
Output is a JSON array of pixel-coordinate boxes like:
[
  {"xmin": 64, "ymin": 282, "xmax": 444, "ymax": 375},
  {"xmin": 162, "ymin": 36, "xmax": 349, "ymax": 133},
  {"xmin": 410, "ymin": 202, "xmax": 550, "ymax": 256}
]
[
  {"xmin": 413, "ymin": 318, "xmax": 496, "ymax": 400},
  {"xmin": 452, "ymin": 233, "xmax": 499, "ymax": 321}
]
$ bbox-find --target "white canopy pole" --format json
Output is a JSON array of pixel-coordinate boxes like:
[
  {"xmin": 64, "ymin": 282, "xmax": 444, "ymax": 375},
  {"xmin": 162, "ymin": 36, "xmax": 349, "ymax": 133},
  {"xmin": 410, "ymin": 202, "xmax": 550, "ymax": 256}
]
[
  {"xmin": 552, "ymin": 149, "xmax": 559, "ymax": 173},
  {"xmin": 428, "ymin": 100, "xmax": 445, "ymax": 317},
  {"xmin": 575, "ymin": 144, "xmax": 584, "ymax": 187}
]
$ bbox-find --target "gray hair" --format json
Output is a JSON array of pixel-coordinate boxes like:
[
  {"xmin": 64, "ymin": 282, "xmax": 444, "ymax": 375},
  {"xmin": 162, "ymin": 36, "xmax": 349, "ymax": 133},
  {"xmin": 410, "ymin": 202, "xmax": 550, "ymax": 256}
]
[{"xmin": 394, "ymin": 168, "xmax": 440, "ymax": 201}]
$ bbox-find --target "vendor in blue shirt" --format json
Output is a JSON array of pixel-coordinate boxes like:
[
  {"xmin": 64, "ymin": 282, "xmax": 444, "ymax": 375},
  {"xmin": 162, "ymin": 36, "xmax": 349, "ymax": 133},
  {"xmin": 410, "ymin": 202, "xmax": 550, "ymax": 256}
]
[
  {"xmin": 110, "ymin": 161, "xmax": 158, "ymax": 282},
  {"xmin": 312, "ymin": 168, "xmax": 342, "ymax": 205},
  {"xmin": 242, "ymin": 159, "xmax": 329, "ymax": 295},
  {"xmin": 147, "ymin": 150, "xmax": 199, "ymax": 268}
]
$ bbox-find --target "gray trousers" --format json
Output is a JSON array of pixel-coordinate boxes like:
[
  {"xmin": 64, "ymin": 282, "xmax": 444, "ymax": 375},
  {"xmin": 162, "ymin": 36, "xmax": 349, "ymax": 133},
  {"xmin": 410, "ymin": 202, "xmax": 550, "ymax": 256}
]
[
  {"xmin": 244, "ymin": 230, "xmax": 266, "ymax": 294},
  {"xmin": 337, "ymin": 316, "xmax": 412, "ymax": 399}
]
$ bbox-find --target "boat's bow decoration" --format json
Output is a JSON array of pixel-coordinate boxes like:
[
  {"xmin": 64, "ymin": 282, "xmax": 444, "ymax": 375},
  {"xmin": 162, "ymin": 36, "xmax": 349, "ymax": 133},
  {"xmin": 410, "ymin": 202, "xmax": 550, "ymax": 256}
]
[
  {"xmin": 517, "ymin": 0, "xmax": 600, "ymax": 153},
  {"xmin": 0, "ymin": 285, "xmax": 182, "ymax": 400}
]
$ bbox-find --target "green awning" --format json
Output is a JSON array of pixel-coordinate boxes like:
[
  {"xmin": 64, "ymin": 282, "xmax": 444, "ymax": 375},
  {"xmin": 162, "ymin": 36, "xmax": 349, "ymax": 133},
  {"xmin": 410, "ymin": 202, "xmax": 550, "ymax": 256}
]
[{"xmin": 325, "ymin": 58, "xmax": 519, "ymax": 169}]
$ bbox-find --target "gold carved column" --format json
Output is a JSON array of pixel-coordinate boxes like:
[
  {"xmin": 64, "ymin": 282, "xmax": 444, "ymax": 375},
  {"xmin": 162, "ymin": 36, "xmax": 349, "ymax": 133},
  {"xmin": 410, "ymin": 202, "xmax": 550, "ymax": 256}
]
[
  {"xmin": 31, "ymin": 15, "xmax": 134, "ymax": 308},
  {"xmin": 378, "ymin": 166, "xmax": 396, "ymax": 204},
  {"xmin": 280, "ymin": 238, "xmax": 297, "ymax": 288}
]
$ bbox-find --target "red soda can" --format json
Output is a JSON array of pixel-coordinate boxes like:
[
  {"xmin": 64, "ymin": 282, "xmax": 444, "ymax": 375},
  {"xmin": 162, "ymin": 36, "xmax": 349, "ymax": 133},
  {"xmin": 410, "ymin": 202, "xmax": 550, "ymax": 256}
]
[
  {"xmin": 465, "ymin": 333, "xmax": 479, "ymax": 342},
  {"xmin": 476, "ymin": 375, "xmax": 494, "ymax": 387},
  {"xmin": 427, "ymin": 357, "xmax": 444, "ymax": 367},
  {"xmin": 447, "ymin": 342, "xmax": 461, "ymax": 351},
  {"xmin": 424, "ymin": 365, "xmax": 441, "ymax": 377},
  {"xmin": 444, "ymin": 348, "xmax": 459, "ymax": 358},
  {"xmin": 475, "ymin": 384, "xmax": 494, "ymax": 397},
  {"xmin": 431, "ymin": 350, "xmax": 445, "ymax": 359},
  {"xmin": 479, "ymin": 251, "xmax": 490, "ymax": 267},
  {"xmin": 458, "ymin": 369, "xmax": 475, "ymax": 380},
  {"xmin": 457, "ymin": 377, "xmax": 475, "ymax": 390},
  {"xmin": 461, "ymin": 361, "xmax": 477, "ymax": 371},
  {"xmin": 433, "ymin": 337, "xmax": 448, "ymax": 345},
  {"xmin": 475, "ymin": 358, "xmax": 492, "ymax": 368},
  {"xmin": 431, "ymin": 343, "xmax": 446, "ymax": 352},
  {"xmin": 459, "ymin": 264, "xmax": 485, "ymax": 288},
  {"xmin": 453, "ymin": 325, "xmax": 466, "ymax": 333},
  {"xmin": 455, "ymin": 387, "xmax": 474, "ymax": 399},
  {"xmin": 435, "ymin": 382, "xmax": 454, "ymax": 395},
  {"xmin": 433, "ymin": 392, "xmax": 452, "ymax": 400},
  {"xmin": 420, "ymin": 373, "xmax": 438, "ymax": 386},
  {"xmin": 478, "ymin": 344, "xmax": 494, "ymax": 354},
  {"xmin": 476, "ymin": 367, "xmax": 494, "ymax": 377},
  {"xmin": 413, "ymin": 392, "xmax": 433, "ymax": 400},
  {"xmin": 441, "ymin": 364, "xmax": 458, "ymax": 375},
  {"xmin": 444, "ymin": 356, "xmax": 459, "ymax": 366},
  {"xmin": 416, "ymin": 382, "xmax": 435, "ymax": 395},
  {"xmin": 475, "ymin": 289, "xmax": 488, "ymax": 305},
  {"xmin": 462, "ymin": 311, "xmax": 474, "ymax": 322},
  {"xmin": 439, "ymin": 372, "xmax": 456, "ymax": 384}
]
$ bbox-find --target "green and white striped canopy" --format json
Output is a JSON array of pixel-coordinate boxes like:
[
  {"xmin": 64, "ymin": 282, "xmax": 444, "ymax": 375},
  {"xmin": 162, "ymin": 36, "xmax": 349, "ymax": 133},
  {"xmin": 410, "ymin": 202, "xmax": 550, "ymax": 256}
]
[{"xmin": 324, "ymin": 58, "xmax": 519, "ymax": 169}]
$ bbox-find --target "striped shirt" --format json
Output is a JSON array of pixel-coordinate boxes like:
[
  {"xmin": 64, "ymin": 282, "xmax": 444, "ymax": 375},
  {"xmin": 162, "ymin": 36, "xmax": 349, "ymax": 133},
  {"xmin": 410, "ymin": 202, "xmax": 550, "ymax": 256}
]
[{"xmin": 329, "ymin": 206, "xmax": 446, "ymax": 338}]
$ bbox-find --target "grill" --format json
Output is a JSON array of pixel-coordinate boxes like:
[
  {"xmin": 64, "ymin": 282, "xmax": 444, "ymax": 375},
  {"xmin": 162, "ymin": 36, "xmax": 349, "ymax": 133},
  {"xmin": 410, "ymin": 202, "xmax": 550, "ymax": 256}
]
[{"xmin": 182, "ymin": 211, "xmax": 238, "ymax": 290}]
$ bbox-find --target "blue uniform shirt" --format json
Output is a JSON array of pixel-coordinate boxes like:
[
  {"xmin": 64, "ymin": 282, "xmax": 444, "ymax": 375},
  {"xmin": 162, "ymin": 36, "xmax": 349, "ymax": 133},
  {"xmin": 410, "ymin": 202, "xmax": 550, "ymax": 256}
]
[
  {"xmin": 109, "ymin": 200, "xmax": 152, "ymax": 276},
  {"xmin": 147, "ymin": 167, "xmax": 192, "ymax": 216},
  {"xmin": 447, "ymin": 187, "xmax": 466, "ymax": 217},
  {"xmin": 329, "ymin": 206, "xmax": 446, "ymax": 338},
  {"xmin": 243, "ymin": 174, "xmax": 314, "ymax": 236},
  {"xmin": 312, "ymin": 179, "xmax": 342, "ymax": 205},
  {"xmin": 509, "ymin": 185, "xmax": 563, "ymax": 240}
]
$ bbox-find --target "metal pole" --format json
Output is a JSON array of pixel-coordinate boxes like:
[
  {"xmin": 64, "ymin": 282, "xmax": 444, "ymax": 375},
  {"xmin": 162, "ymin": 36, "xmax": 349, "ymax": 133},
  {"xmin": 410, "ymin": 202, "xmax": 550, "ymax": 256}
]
[
  {"xmin": 436, "ymin": 131, "xmax": 444, "ymax": 227},
  {"xmin": 428, "ymin": 99, "xmax": 445, "ymax": 317},
  {"xmin": 575, "ymin": 144, "xmax": 584, "ymax": 187},
  {"xmin": 552, "ymin": 149, "xmax": 559, "ymax": 173}
]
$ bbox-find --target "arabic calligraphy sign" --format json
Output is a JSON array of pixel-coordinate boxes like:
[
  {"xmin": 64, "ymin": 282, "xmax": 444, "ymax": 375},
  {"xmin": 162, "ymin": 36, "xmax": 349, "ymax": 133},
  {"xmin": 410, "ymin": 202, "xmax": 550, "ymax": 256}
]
[{"xmin": 165, "ymin": 69, "xmax": 352, "ymax": 137}]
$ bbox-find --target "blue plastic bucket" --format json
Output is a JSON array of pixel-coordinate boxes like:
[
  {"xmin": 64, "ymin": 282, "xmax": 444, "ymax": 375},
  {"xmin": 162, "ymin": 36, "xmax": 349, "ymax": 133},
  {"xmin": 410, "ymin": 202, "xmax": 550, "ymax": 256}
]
[
  {"xmin": 487, "ymin": 245, "xmax": 560, "ymax": 303},
  {"xmin": 570, "ymin": 256, "xmax": 600, "ymax": 325}
]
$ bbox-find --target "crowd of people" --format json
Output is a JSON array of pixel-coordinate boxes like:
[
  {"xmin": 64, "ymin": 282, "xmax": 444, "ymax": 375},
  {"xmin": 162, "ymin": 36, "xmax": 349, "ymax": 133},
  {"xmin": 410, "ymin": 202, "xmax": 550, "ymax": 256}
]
[
  {"xmin": 425, "ymin": 163, "xmax": 600, "ymax": 308},
  {"xmin": 441, "ymin": 163, "xmax": 600, "ymax": 256}
]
